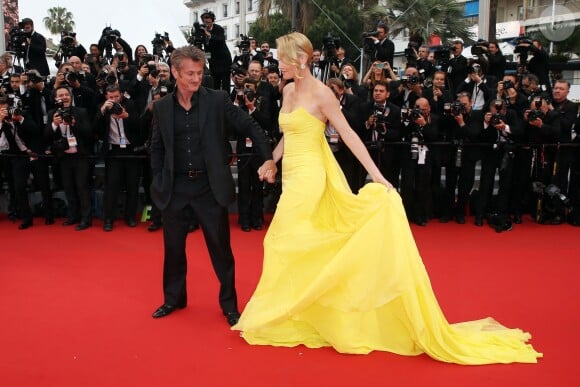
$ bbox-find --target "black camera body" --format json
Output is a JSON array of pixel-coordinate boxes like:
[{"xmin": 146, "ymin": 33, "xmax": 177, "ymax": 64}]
[
  {"xmin": 97, "ymin": 69, "xmax": 117, "ymax": 86},
  {"xmin": 528, "ymin": 109, "xmax": 544, "ymax": 121},
  {"xmin": 490, "ymin": 113, "xmax": 504, "ymax": 126},
  {"xmin": 401, "ymin": 75, "xmax": 420, "ymax": 88},
  {"xmin": 444, "ymin": 102, "xmax": 467, "ymax": 117},
  {"xmin": 244, "ymin": 86, "xmax": 256, "ymax": 102},
  {"xmin": 110, "ymin": 102, "xmax": 124, "ymax": 115},
  {"xmin": 322, "ymin": 33, "xmax": 340, "ymax": 62},
  {"xmin": 55, "ymin": 99, "xmax": 74, "ymax": 125},
  {"xmin": 189, "ymin": 22, "xmax": 207, "ymax": 50},
  {"xmin": 502, "ymin": 80, "xmax": 515, "ymax": 90},
  {"xmin": 237, "ymin": 34, "xmax": 251, "ymax": 55},
  {"xmin": 151, "ymin": 32, "xmax": 169, "ymax": 57},
  {"xmin": 7, "ymin": 26, "xmax": 30, "ymax": 58},
  {"xmin": 401, "ymin": 107, "xmax": 422, "ymax": 124},
  {"xmin": 372, "ymin": 104, "xmax": 390, "ymax": 135}
]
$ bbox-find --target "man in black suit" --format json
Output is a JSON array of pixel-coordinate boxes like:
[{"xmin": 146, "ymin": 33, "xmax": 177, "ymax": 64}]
[
  {"xmin": 150, "ymin": 46, "xmax": 277, "ymax": 325},
  {"xmin": 96, "ymin": 85, "xmax": 143, "ymax": 231},
  {"xmin": 20, "ymin": 18, "xmax": 50, "ymax": 76},
  {"xmin": 369, "ymin": 22, "xmax": 395, "ymax": 68},
  {"xmin": 201, "ymin": 11, "xmax": 232, "ymax": 91}
]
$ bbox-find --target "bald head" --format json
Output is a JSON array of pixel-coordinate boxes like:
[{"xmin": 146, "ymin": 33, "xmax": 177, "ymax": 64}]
[{"xmin": 69, "ymin": 56, "xmax": 82, "ymax": 71}]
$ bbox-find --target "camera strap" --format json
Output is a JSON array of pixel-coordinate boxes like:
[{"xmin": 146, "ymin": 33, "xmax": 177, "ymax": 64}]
[{"xmin": 112, "ymin": 117, "xmax": 127, "ymax": 148}]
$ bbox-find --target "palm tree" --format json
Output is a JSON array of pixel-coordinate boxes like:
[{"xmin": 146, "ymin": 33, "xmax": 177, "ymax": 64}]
[
  {"xmin": 364, "ymin": 0, "xmax": 473, "ymax": 45},
  {"xmin": 256, "ymin": 0, "xmax": 316, "ymax": 33},
  {"xmin": 43, "ymin": 7, "xmax": 75, "ymax": 36}
]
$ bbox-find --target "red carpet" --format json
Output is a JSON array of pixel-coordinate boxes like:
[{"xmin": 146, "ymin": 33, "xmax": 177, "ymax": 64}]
[{"xmin": 0, "ymin": 214, "xmax": 578, "ymax": 386}]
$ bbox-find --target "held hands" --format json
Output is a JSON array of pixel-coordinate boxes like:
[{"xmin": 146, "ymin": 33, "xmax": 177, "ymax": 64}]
[{"xmin": 258, "ymin": 160, "xmax": 277, "ymax": 183}]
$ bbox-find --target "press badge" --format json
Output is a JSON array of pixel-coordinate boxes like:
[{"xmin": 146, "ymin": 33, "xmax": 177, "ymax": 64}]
[
  {"xmin": 120, "ymin": 137, "xmax": 127, "ymax": 148},
  {"xmin": 418, "ymin": 146, "xmax": 427, "ymax": 165},
  {"xmin": 67, "ymin": 135, "xmax": 78, "ymax": 147},
  {"xmin": 245, "ymin": 137, "xmax": 253, "ymax": 147}
]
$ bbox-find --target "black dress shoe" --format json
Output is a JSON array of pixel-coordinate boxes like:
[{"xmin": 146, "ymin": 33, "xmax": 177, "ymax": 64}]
[
  {"xmin": 494, "ymin": 221, "xmax": 513, "ymax": 233},
  {"xmin": 152, "ymin": 303, "xmax": 186, "ymax": 318},
  {"xmin": 252, "ymin": 224, "xmax": 263, "ymax": 230},
  {"xmin": 241, "ymin": 225, "xmax": 251, "ymax": 232},
  {"xmin": 8, "ymin": 212, "xmax": 17, "ymax": 222},
  {"xmin": 224, "ymin": 311, "xmax": 241, "ymax": 326},
  {"xmin": 45, "ymin": 218, "xmax": 55, "ymax": 225},
  {"xmin": 513, "ymin": 214, "xmax": 522, "ymax": 224},
  {"xmin": 76, "ymin": 221, "xmax": 91, "ymax": 231},
  {"xmin": 550, "ymin": 216, "xmax": 563, "ymax": 225},
  {"xmin": 126, "ymin": 218, "xmax": 137, "ymax": 227},
  {"xmin": 18, "ymin": 220, "xmax": 33, "ymax": 230},
  {"xmin": 474, "ymin": 216, "xmax": 483, "ymax": 227},
  {"xmin": 439, "ymin": 215, "xmax": 450, "ymax": 223},
  {"xmin": 148, "ymin": 222, "xmax": 162, "ymax": 232},
  {"xmin": 63, "ymin": 218, "xmax": 79, "ymax": 226},
  {"xmin": 455, "ymin": 214, "xmax": 466, "ymax": 224},
  {"xmin": 103, "ymin": 221, "xmax": 113, "ymax": 232}
]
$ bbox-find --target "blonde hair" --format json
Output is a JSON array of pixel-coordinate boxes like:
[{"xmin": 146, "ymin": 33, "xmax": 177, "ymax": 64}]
[{"xmin": 276, "ymin": 32, "xmax": 313, "ymax": 79}]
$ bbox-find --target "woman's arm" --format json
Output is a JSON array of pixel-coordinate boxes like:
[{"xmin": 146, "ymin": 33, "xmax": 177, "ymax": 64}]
[
  {"xmin": 272, "ymin": 136, "xmax": 284, "ymax": 163},
  {"xmin": 318, "ymin": 86, "xmax": 392, "ymax": 188}
]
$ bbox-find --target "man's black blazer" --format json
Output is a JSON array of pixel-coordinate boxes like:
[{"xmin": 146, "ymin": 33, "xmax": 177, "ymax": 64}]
[
  {"xmin": 150, "ymin": 87, "xmax": 273, "ymax": 210},
  {"xmin": 26, "ymin": 31, "xmax": 50, "ymax": 76}
]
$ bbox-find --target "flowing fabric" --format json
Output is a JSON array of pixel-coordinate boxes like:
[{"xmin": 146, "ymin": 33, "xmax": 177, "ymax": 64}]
[{"xmin": 232, "ymin": 107, "xmax": 542, "ymax": 364}]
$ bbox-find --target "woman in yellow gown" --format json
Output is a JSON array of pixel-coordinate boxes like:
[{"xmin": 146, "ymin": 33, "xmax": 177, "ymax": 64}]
[{"xmin": 232, "ymin": 32, "xmax": 542, "ymax": 364}]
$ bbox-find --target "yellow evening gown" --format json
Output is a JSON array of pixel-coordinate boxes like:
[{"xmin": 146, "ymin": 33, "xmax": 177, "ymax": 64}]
[{"xmin": 232, "ymin": 107, "xmax": 542, "ymax": 364}]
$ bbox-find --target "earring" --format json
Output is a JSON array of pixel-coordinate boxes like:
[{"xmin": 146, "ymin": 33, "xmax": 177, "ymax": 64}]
[{"xmin": 300, "ymin": 63, "xmax": 306, "ymax": 69}]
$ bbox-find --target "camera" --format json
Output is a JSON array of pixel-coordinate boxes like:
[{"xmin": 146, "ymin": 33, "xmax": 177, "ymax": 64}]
[
  {"xmin": 236, "ymin": 34, "xmax": 251, "ymax": 55},
  {"xmin": 362, "ymin": 30, "xmax": 379, "ymax": 39},
  {"xmin": 443, "ymin": 101, "xmax": 466, "ymax": 116},
  {"xmin": 108, "ymin": 102, "xmax": 124, "ymax": 115},
  {"xmin": 189, "ymin": 22, "xmax": 207, "ymax": 50},
  {"xmin": 467, "ymin": 63, "xmax": 482, "ymax": 75},
  {"xmin": 372, "ymin": 103, "xmax": 390, "ymax": 135},
  {"xmin": 502, "ymin": 80, "xmax": 515, "ymax": 90},
  {"xmin": 410, "ymin": 132, "xmax": 420, "ymax": 160},
  {"xmin": 64, "ymin": 71, "xmax": 81, "ymax": 85},
  {"xmin": 322, "ymin": 33, "xmax": 340, "ymax": 61},
  {"xmin": 470, "ymin": 40, "xmax": 488, "ymax": 57},
  {"xmin": 404, "ymin": 41, "xmax": 420, "ymax": 59},
  {"xmin": 231, "ymin": 60, "xmax": 248, "ymax": 76},
  {"xmin": 544, "ymin": 184, "xmax": 571, "ymax": 208},
  {"xmin": 55, "ymin": 99, "xmax": 74, "ymax": 125},
  {"xmin": 7, "ymin": 26, "xmax": 30, "ymax": 58},
  {"xmin": 25, "ymin": 71, "xmax": 44, "ymax": 84},
  {"xmin": 528, "ymin": 109, "xmax": 544, "ymax": 121},
  {"xmin": 151, "ymin": 32, "xmax": 169, "ymax": 57},
  {"xmin": 97, "ymin": 69, "xmax": 117, "ymax": 86},
  {"xmin": 490, "ymin": 113, "xmax": 504, "ymax": 126},
  {"xmin": 401, "ymin": 107, "xmax": 422, "ymax": 124},
  {"xmin": 244, "ymin": 86, "xmax": 256, "ymax": 102},
  {"xmin": 401, "ymin": 75, "xmax": 420, "ymax": 88},
  {"xmin": 104, "ymin": 27, "xmax": 121, "ymax": 45}
]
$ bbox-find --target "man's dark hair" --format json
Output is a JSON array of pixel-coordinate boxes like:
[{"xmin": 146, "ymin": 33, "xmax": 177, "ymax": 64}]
[
  {"xmin": 105, "ymin": 84, "xmax": 122, "ymax": 94},
  {"xmin": 374, "ymin": 80, "xmax": 389, "ymax": 90},
  {"xmin": 171, "ymin": 46, "xmax": 206, "ymax": 70},
  {"xmin": 326, "ymin": 77, "xmax": 344, "ymax": 90},
  {"xmin": 554, "ymin": 79, "xmax": 571, "ymax": 89}
]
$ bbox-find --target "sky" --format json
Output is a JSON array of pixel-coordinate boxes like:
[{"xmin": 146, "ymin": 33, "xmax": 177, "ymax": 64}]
[{"xmin": 19, "ymin": 0, "xmax": 190, "ymax": 53}]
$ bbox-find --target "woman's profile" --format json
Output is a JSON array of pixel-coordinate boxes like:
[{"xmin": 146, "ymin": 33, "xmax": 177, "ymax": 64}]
[{"xmin": 232, "ymin": 32, "xmax": 541, "ymax": 365}]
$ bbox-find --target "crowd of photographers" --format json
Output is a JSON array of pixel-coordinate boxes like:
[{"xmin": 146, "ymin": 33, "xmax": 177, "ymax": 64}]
[{"xmin": 1, "ymin": 17, "xmax": 579, "ymax": 234}]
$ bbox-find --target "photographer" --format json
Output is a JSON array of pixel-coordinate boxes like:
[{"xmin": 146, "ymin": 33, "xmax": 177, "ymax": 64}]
[
  {"xmin": 473, "ymin": 99, "xmax": 522, "ymax": 232},
  {"xmin": 44, "ymin": 86, "xmax": 94, "ymax": 230},
  {"xmin": 326, "ymin": 78, "xmax": 365, "ymax": 193},
  {"xmin": 511, "ymin": 96, "xmax": 561, "ymax": 224},
  {"xmin": 447, "ymin": 38, "xmax": 468, "ymax": 94},
  {"xmin": 362, "ymin": 80, "xmax": 402, "ymax": 188},
  {"xmin": 54, "ymin": 31, "xmax": 87, "ymax": 67},
  {"xmin": 69, "ymin": 56, "xmax": 97, "ymax": 91},
  {"xmin": 423, "ymin": 70, "xmax": 453, "ymax": 116},
  {"xmin": 486, "ymin": 41, "xmax": 506, "ymax": 81},
  {"xmin": 340, "ymin": 63, "xmax": 367, "ymax": 101},
  {"xmin": 19, "ymin": 18, "xmax": 50, "ymax": 76},
  {"xmin": 456, "ymin": 61, "xmax": 494, "ymax": 111},
  {"xmin": 399, "ymin": 98, "xmax": 439, "ymax": 226},
  {"xmin": 96, "ymin": 85, "xmax": 142, "ymax": 231},
  {"xmin": 98, "ymin": 27, "xmax": 133, "ymax": 65},
  {"xmin": 438, "ymin": 92, "xmax": 483, "ymax": 223},
  {"xmin": 362, "ymin": 60, "xmax": 398, "ymax": 102},
  {"xmin": 517, "ymin": 39, "xmax": 551, "ymax": 94},
  {"xmin": 550, "ymin": 80, "xmax": 578, "ymax": 213},
  {"xmin": 110, "ymin": 51, "xmax": 138, "ymax": 92},
  {"xmin": 0, "ymin": 94, "xmax": 52, "ymax": 229},
  {"xmin": 232, "ymin": 69, "xmax": 273, "ymax": 231},
  {"xmin": 391, "ymin": 66, "xmax": 423, "ymax": 109},
  {"xmin": 327, "ymin": 46, "xmax": 351, "ymax": 79},
  {"xmin": 257, "ymin": 42, "xmax": 278, "ymax": 78},
  {"xmin": 496, "ymin": 74, "xmax": 529, "ymax": 119},
  {"xmin": 85, "ymin": 44, "xmax": 104, "ymax": 76},
  {"xmin": 310, "ymin": 49, "xmax": 326, "ymax": 81},
  {"xmin": 368, "ymin": 21, "xmax": 395, "ymax": 68},
  {"xmin": 200, "ymin": 11, "xmax": 232, "ymax": 91}
]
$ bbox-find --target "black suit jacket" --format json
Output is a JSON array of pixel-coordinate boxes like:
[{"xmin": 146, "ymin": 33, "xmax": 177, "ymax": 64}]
[
  {"xmin": 206, "ymin": 24, "xmax": 232, "ymax": 71},
  {"xmin": 150, "ymin": 87, "xmax": 273, "ymax": 210},
  {"xmin": 26, "ymin": 31, "xmax": 50, "ymax": 76}
]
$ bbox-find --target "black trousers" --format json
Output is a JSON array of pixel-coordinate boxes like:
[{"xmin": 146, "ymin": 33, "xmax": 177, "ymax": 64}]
[
  {"xmin": 0, "ymin": 156, "xmax": 16, "ymax": 214},
  {"xmin": 372, "ymin": 142, "xmax": 401, "ymax": 189},
  {"xmin": 103, "ymin": 147, "xmax": 141, "ymax": 222},
  {"xmin": 161, "ymin": 175, "xmax": 238, "ymax": 313},
  {"xmin": 237, "ymin": 155, "xmax": 264, "ymax": 227},
  {"xmin": 60, "ymin": 156, "xmax": 92, "ymax": 222},
  {"xmin": 11, "ymin": 157, "xmax": 53, "ymax": 222},
  {"xmin": 400, "ymin": 152, "xmax": 432, "ymax": 221},
  {"xmin": 333, "ymin": 146, "xmax": 363, "ymax": 193},
  {"xmin": 211, "ymin": 71, "xmax": 231, "ymax": 92},
  {"xmin": 475, "ymin": 148, "xmax": 515, "ymax": 220}
]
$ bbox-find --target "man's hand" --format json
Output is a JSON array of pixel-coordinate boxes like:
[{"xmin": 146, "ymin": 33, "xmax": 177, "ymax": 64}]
[{"xmin": 258, "ymin": 160, "xmax": 277, "ymax": 183}]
